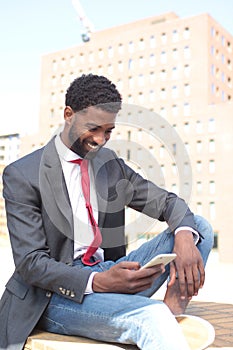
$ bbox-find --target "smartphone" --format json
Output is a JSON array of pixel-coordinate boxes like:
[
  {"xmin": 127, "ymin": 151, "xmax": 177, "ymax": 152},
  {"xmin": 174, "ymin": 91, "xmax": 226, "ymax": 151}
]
[{"xmin": 140, "ymin": 253, "xmax": 177, "ymax": 269}]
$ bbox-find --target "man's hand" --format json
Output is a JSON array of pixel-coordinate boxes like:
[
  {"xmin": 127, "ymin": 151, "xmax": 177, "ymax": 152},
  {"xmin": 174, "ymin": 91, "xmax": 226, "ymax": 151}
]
[
  {"xmin": 92, "ymin": 261, "xmax": 165, "ymax": 294},
  {"xmin": 169, "ymin": 230, "xmax": 205, "ymax": 300}
]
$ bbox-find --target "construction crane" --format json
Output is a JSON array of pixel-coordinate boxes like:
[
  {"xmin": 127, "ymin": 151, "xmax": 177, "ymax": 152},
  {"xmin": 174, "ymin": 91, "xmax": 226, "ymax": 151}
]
[{"xmin": 72, "ymin": 0, "xmax": 95, "ymax": 42}]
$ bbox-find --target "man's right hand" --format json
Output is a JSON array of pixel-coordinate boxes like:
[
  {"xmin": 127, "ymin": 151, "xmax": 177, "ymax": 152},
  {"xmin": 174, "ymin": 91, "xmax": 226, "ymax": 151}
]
[{"xmin": 92, "ymin": 261, "xmax": 165, "ymax": 294}]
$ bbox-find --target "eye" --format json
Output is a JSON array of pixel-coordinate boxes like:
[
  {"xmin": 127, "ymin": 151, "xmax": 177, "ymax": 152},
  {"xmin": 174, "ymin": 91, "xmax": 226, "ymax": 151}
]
[{"xmin": 89, "ymin": 127, "xmax": 98, "ymax": 132}]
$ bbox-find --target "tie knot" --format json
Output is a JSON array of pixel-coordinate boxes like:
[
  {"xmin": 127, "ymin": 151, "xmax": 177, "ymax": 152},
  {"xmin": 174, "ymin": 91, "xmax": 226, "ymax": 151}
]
[{"xmin": 70, "ymin": 159, "xmax": 82, "ymax": 165}]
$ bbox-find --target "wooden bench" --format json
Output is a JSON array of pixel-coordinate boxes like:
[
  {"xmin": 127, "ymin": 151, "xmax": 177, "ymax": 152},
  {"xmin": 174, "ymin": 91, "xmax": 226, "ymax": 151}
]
[{"xmin": 24, "ymin": 329, "xmax": 138, "ymax": 350}]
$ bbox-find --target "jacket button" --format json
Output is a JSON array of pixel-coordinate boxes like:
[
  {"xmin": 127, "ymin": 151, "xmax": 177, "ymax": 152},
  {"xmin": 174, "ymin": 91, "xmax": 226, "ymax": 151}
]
[
  {"xmin": 46, "ymin": 291, "xmax": 52, "ymax": 298},
  {"xmin": 70, "ymin": 291, "xmax": 75, "ymax": 298},
  {"xmin": 59, "ymin": 287, "xmax": 66, "ymax": 295}
]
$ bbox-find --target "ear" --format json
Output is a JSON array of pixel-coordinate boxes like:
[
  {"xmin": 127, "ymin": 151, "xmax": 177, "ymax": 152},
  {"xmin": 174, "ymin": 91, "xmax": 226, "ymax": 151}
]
[{"xmin": 64, "ymin": 106, "xmax": 74, "ymax": 123}]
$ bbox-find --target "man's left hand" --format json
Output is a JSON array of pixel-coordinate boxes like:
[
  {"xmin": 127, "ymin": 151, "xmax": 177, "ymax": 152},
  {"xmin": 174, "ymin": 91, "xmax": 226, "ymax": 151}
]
[{"xmin": 168, "ymin": 230, "xmax": 205, "ymax": 300}]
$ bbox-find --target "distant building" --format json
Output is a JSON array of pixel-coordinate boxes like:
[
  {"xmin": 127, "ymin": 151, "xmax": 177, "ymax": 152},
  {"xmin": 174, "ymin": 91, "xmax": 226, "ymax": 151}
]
[
  {"xmin": 18, "ymin": 12, "xmax": 233, "ymax": 262},
  {"xmin": 0, "ymin": 133, "xmax": 20, "ymax": 236}
]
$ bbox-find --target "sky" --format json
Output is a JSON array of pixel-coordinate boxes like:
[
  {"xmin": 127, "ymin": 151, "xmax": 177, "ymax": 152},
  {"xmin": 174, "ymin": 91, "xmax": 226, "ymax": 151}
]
[{"xmin": 0, "ymin": 0, "xmax": 233, "ymax": 135}]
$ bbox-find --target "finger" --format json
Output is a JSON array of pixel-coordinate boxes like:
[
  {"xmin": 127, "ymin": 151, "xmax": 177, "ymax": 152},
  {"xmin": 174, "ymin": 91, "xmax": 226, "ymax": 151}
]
[
  {"xmin": 198, "ymin": 261, "xmax": 205, "ymax": 288},
  {"xmin": 117, "ymin": 261, "xmax": 140, "ymax": 270},
  {"xmin": 168, "ymin": 261, "xmax": 176, "ymax": 287},
  {"xmin": 191, "ymin": 264, "xmax": 200, "ymax": 296},
  {"xmin": 185, "ymin": 268, "xmax": 195, "ymax": 299},
  {"xmin": 177, "ymin": 270, "xmax": 187, "ymax": 299}
]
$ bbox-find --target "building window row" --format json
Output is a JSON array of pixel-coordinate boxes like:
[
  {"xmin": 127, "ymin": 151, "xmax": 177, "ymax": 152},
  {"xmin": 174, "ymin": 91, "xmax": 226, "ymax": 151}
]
[
  {"xmin": 211, "ymin": 27, "xmax": 232, "ymax": 53},
  {"xmin": 210, "ymin": 47, "xmax": 232, "ymax": 69}
]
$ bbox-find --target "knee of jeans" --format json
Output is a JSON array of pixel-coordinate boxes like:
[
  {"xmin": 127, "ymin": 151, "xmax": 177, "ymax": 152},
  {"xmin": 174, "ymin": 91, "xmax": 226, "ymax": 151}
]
[{"xmin": 194, "ymin": 215, "xmax": 214, "ymax": 246}]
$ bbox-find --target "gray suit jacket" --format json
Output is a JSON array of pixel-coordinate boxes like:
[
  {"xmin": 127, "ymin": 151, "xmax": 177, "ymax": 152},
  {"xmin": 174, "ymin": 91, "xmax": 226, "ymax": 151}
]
[{"xmin": 0, "ymin": 137, "xmax": 196, "ymax": 349}]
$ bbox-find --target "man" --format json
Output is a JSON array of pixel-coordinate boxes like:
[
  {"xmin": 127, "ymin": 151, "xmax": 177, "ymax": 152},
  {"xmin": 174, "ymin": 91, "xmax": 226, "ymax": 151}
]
[{"xmin": 0, "ymin": 74, "xmax": 214, "ymax": 349}]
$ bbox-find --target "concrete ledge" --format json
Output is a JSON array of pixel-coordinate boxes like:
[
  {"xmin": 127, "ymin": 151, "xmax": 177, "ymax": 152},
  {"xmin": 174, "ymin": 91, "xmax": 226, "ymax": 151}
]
[{"xmin": 24, "ymin": 330, "xmax": 138, "ymax": 350}]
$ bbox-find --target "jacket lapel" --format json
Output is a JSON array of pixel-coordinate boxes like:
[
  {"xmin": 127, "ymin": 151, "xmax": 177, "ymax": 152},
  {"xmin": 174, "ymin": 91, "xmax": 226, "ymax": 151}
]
[{"xmin": 40, "ymin": 138, "xmax": 74, "ymax": 239}]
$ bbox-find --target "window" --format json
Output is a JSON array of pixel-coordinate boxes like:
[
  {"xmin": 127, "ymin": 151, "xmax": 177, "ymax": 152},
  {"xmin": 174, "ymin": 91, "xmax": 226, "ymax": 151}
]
[
  {"xmin": 196, "ymin": 120, "xmax": 203, "ymax": 133},
  {"xmin": 184, "ymin": 46, "xmax": 191, "ymax": 59},
  {"xmin": 128, "ymin": 76, "xmax": 134, "ymax": 87},
  {"xmin": 172, "ymin": 48, "xmax": 178, "ymax": 60},
  {"xmin": 172, "ymin": 67, "xmax": 178, "ymax": 79},
  {"xmin": 209, "ymin": 202, "xmax": 216, "ymax": 220},
  {"xmin": 139, "ymin": 56, "xmax": 144, "ymax": 67},
  {"xmin": 209, "ymin": 139, "xmax": 215, "ymax": 153},
  {"xmin": 118, "ymin": 61, "xmax": 123, "ymax": 72},
  {"xmin": 108, "ymin": 64, "xmax": 113, "ymax": 74},
  {"xmin": 184, "ymin": 122, "xmax": 190, "ymax": 133},
  {"xmin": 161, "ymin": 33, "xmax": 167, "ymax": 44},
  {"xmin": 185, "ymin": 142, "xmax": 190, "ymax": 154},
  {"xmin": 51, "ymin": 76, "xmax": 57, "ymax": 86},
  {"xmin": 172, "ymin": 86, "xmax": 178, "ymax": 98},
  {"xmin": 211, "ymin": 27, "xmax": 215, "ymax": 37},
  {"xmin": 171, "ymin": 183, "xmax": 178, "ymax": 194},
  {"xmin": 150, "ymin": 35, "xmax": 156, "ymax": 48},
  {"xmin": 184, "ymin": 64, "xmax": 190, "ymax": 77},
  {"xmin": 139, "ymin": 38, "xmax": 145, "ymax": 50},
  {"xmin": 98, "ymin": 49, "xmax": 104, "ymax": 59},
  {"xmin": 172, "ymin": 30, "xmax": 179, "ymax": 42},
  {"xmin": 160, "ymin": 51, "xmax": 167, "ymax": 63},
  {"xmin": 221, "ymin": 90, "xmax": 225, "ymax": 101},
  {"xmin": 197, "ymin": 202, "xmax": 202, "ymax": 215},
  {"xmin": 221, "ymin": 54, "xmax": 225, "ymax": 64},
  {"xmin": 208, "ymin": 118, "xmax": 215, "ymax": 132},
  {"xmin": 150, "ymin": 54, "xmax": 156, "ymax": 66},
  {"xmin": 160, "ymin": 69, "xmax": 167, "ymax": 79},
  {"xmin": 184, "ymin": 84, "xmax": 190, "ymax": 96},
  {"xmin": 160, "ymin": 88, "xmax": 166, "ymax": 99},
  {"xmin": 149, "ymin": 72, "xmax": 155, "ymax": 82},
  {"xmin": 79, "ymin": 54, "xmax": 84, "ymax": 63},
  {"xmin": 70, "ymin": 56, "xmax": 75, "ymax": 66},
  {"xmin": 172, "ymin": 104, "xmax": 178, "ymax": 116},
  {"xmin": 209, "ymin": 160, "xmax": 215, "ymax": 173},
  {"xmin": 172, "ymin": 163, "xmax": 177, "ymax": 175},
  {"xmin": 197, "ymin": 161, "xmax": 202, "ymax": 172},
  {"xmin": 196, "ymin": 140, "xmax": 202, "ymax": 152},
  {"xmin": 197, "ymin": 181, "xmax": 202, "ymax": 193},
  {"xmin": 160, "ymin": 107, "xmax": 167, "ymax": 118},
  {"xmin": 128, "ymin": 58, "xmax": 134, "ymax": 70},
  {"xmin": 61, "ymin": 57, "xmax": 66, "ymax": 67},
  {"xmin": 118, "ymin": 43, "xmax": 124, "ymax": 55},
  {"xmin": 149, "ymin": 90, "xmax": 155, "ymax": 102},
  {"xmin": 138, "ymin": 74, "xmax": 144, "ymax": 86},
  {"xmin": 183, "ymin": 27, "xmax": 190, "ymax": 39},
  {"xmin": 52, "ymin": 60, "xmax": 57, "ymax": 71},
  {"xmin": 172, "ymin": 143, "xmax": 176, "ymax": 155},
  {"xmin": 108, "ymin": 46, "xmax": 113, "ymax": 57},
  {"xmin": 128, "ymin": 41, "xmax": 134, "ymax": 53},
  {"xmin": 160, "ymin": 145, "xmax": 165, "ymax": 158},
  {"xmin": 184, "ymin": 103, "xmax": 190, "ymax": 116},
  {"xmin": 89, "ymin": 52, "xmax": 94, "ymax": 63},
  {"xmin": 209, "ymin": 181, "xmax": 215, "ymax": 194}
]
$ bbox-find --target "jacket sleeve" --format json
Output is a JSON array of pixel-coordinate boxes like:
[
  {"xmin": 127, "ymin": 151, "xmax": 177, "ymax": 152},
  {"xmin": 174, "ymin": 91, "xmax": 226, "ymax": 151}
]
[
  {"xmin": 117, "ymin": 158, "xmax": 196, "ymax": 233},
  {"xmin": 3, "ymin": 163, "xmax": 92, "ymax": 304}
]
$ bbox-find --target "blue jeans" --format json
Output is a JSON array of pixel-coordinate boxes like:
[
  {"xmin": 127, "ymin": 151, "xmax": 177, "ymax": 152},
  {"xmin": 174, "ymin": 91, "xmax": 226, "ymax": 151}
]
[{"xmin": 38, "ymin": 215, "xmax": 213, "ymax": 350}]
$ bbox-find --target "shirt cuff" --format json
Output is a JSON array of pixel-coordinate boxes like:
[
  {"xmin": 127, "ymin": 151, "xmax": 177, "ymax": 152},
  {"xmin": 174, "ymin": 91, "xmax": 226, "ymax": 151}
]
[
  {"xmin": 84, "ymin": 272, "xmax": 98, "ymax": 294},
  {"xmin": 174, "ymin": 226, "xmax": 199, "ymax": 245}
]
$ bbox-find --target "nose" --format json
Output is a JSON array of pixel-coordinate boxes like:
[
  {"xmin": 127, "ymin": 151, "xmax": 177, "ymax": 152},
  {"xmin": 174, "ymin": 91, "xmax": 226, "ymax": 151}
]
[{"xmin": 93, "ymin": 131, "xmax": 106, "ymax": 146}]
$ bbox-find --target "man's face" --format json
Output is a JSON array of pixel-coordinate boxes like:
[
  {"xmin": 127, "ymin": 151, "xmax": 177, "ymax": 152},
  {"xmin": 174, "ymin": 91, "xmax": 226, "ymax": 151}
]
[{"xmin": 63, "ymin": 106, "xmax": 116, "ymax": 158}]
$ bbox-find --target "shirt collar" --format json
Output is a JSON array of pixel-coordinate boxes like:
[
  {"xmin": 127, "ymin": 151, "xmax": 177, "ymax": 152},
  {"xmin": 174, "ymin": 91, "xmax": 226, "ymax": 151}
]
[{"xmin": 55, "ymin": 134, "xmax": 82, "ymax": 162}]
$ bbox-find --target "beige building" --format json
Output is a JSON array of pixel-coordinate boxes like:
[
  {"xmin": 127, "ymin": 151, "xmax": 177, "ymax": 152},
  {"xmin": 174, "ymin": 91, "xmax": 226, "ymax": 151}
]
[{"xmin": 16, "ymin": 12, "xmax": 233, "ymax": 262}]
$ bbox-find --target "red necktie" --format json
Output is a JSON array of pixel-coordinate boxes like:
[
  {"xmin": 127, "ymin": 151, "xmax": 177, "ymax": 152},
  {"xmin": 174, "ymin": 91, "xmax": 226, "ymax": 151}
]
[{"xmin": 70, "ymin": 159, "xmax": 102, "ymax": 266}]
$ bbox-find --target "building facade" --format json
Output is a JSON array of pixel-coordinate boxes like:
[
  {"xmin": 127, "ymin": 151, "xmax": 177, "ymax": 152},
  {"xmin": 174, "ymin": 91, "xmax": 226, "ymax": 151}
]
[{"xmin": 18, "ymin": 12, "xmax": 233, "ymax": 262}]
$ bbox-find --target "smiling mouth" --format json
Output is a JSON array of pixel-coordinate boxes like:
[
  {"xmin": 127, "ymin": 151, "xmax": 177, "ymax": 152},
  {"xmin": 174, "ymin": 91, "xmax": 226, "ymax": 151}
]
[{"xmin": 86, "ymin": 142, "xmax": 99, "ymax": 150}]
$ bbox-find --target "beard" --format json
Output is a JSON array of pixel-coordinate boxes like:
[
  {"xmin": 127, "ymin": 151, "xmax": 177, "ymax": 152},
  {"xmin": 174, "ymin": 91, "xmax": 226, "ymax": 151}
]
[{"xmin": 69, "ymin": 130, "xmax": 99, "ymax": 160}]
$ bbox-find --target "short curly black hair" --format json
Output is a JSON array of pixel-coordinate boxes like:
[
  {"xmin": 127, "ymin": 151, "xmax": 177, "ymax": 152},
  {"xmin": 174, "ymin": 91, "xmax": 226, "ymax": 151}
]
[{"xmin": 65, "ymin": 74, "xmax": 122, "ymax": 113}]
